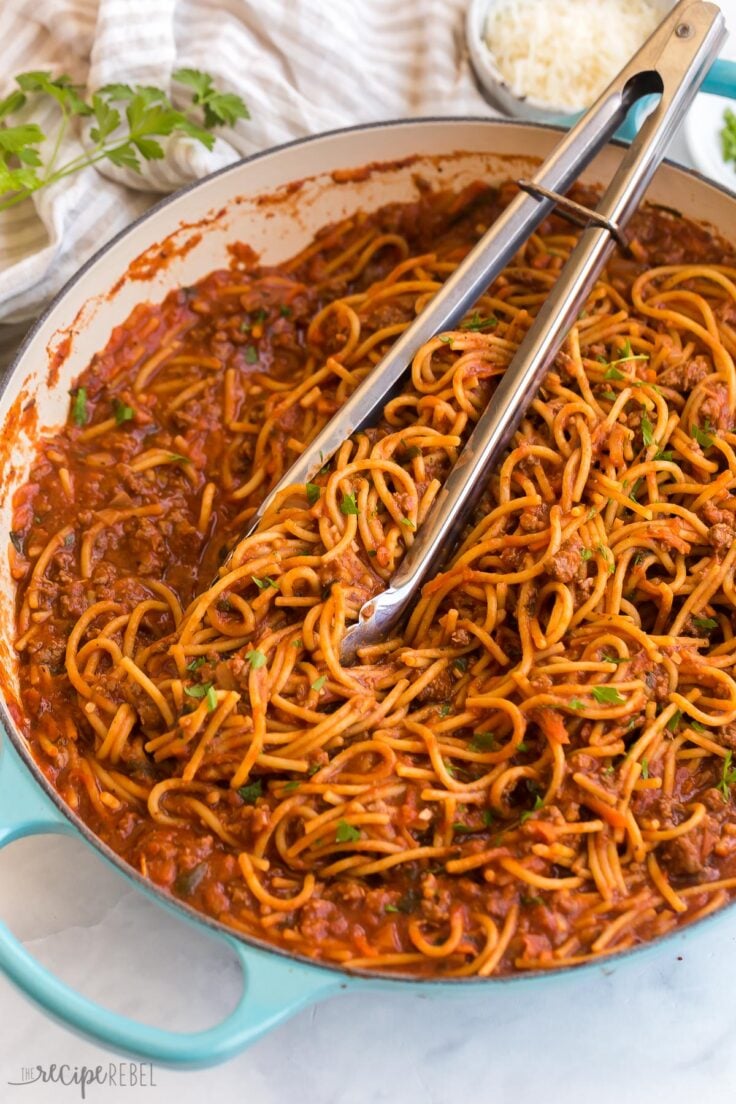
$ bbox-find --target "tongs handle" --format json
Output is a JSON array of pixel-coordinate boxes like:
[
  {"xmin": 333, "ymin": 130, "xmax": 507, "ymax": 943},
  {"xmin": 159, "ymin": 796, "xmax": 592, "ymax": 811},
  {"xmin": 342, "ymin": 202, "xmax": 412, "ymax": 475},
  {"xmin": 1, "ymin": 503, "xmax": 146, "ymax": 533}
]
[
  {"xmin": 243, "ymin": 7, "xmax": 704, "ymax": 541},
  {"xmin": 341, "ymin": 0, "xmax": 725, "ymax": 661}
]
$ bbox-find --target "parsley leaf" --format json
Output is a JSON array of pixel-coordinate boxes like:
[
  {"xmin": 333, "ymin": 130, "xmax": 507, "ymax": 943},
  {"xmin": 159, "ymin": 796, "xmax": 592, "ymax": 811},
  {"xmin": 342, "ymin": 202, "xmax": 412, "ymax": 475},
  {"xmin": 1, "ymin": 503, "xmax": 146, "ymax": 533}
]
[
  {"xmin": 335, "ymin": 820, "xmax": 361, "ymax": 843},
  {"xmin": 238, "ymin": 780, "xmax": 262, "ymax": 804},
  {"xmin": 311, "ymin": 675, "xmax": 327, "ymax": 691},
  {"xmin": 608, "ymin": 338, "xmax": 648, "ymax": 366},
  {"xmin": 252, "ymin": 575, "xmax": 279, "ymax": 590},
  {"xmin": 112, "ymin": 397, "xmax": 134, "ymax": 424},
  {"xmin": 185, "ymin": 680, "xmax": 214, "ymax": 703},
  {"xmin": 667, "ymin": 709, "xmax": 682, "ymax": 732},
  {"xmin": 718, "ymin": 750, "xmax": 736, "ymax": 800},
  {"xmin": 460, "ymin": 311, "xmax": 498, "ymax": 331},
  {"xmin": 604, "ymin": 366, "xmax": 625, "ymax": 381},
  {"xmin": 691, "ymin": 422, "xmax": 714, "ymax": 449},
  {"xmin": 0, "ymin": 69, "xmax": 248, "ymax": 213},
  {"xmin": 721, "ymin": 107, "xmax": 736, "ymax": 167},
  {"xmin": 244, "ymin": 345, "xmax": 259, "ymax": 364},
  {"xmin": 340, "ymin": 492, "xmax": 359, "ymax": 516},
  {"xmin": 470, "ymin": 731, "xmax": 497, "ymax": 751},
  {"xmin": 693, "ymin": 615, "xmax": 717, "ymax": 632},
  {"xmin": 592, "ymin": 685, "xmax": 625, "ymax": 704},
  {"xmin": 246, "ymin": 648, "xmax": 267, "ymax": 670},
  {"xmin": 641, "ymin": 414, "xmax": 654, "ymax": 447},
  {"xmin": 71, "ymin": 387, "xmax": 88, "ymax": 426},
  {"xmin": 173, "ymin": 68, "xmax": 250, "ymax": 128},
  {"xmin": 306, "ymin": 482, "xmax": 320, "ymax": 506},
  {"xmin": 185, "ymin": 656, "xmax": 206, "ymax": 672},
  {"xmin": 640, "ymin": 756, "xmax": 649, "ymax": 780}
]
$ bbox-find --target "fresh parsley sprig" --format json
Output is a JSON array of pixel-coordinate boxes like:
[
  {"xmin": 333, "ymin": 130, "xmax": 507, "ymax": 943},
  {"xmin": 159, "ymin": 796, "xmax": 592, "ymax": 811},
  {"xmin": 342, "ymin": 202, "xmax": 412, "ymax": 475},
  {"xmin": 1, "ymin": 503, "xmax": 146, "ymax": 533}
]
[{"xmin": 0, "ymin": 68, "xmax": 248, "ymax": 212}]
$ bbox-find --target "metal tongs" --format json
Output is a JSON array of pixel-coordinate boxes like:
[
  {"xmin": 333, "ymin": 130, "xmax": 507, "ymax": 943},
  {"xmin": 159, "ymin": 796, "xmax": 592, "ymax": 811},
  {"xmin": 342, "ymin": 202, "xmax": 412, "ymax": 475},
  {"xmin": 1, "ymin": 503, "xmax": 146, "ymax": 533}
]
[{"xmin": 242, "ymin": 0, "xmax": 726, "ymax": 662}]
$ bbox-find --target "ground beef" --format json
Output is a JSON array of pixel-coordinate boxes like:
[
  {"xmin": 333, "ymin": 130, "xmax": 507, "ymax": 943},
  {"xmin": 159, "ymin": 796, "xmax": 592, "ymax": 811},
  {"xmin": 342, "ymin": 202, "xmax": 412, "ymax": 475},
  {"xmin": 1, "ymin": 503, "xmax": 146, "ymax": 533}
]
[
  {"xmin": 548, "ymin": 538, "xmax": 583, "ymax": 583},
  {"xmin": 658, "ymin": 354, "xmax": 711, "ymax": 391}
]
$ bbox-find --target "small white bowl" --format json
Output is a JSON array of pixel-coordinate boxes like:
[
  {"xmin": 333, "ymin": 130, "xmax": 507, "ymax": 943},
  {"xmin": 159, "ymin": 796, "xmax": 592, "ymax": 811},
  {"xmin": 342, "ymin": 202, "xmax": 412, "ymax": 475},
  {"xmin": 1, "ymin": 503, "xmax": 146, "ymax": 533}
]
[
  {"xmin": 465, "ymin": 0, "xmax": 672, "ymax": 128},
  {"xmin": 465, "ymin": 0, "xmax": 580, "ymax": 126}
]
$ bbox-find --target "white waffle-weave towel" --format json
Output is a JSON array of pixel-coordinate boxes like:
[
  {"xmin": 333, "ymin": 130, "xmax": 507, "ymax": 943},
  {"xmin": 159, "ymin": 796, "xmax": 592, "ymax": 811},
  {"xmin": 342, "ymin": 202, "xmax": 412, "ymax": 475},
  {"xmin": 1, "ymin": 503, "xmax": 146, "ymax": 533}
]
[{"xmin": 0, "ymin": 0, "xmax": 495, "ymax": 359}]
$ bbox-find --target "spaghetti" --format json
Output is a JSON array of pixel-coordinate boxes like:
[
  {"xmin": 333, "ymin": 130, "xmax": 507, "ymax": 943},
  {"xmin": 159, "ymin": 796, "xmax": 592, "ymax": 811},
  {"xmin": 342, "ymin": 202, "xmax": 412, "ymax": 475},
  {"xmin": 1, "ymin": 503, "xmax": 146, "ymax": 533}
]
[{"xmin": 11, "ymin": 179, "xmax": 736, "ymax": 976}]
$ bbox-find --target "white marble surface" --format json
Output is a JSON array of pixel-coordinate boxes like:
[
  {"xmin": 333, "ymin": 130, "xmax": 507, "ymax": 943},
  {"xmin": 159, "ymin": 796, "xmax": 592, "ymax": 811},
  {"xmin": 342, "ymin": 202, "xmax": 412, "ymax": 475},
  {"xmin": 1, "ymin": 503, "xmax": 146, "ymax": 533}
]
[{"xmin": 3, "ymin": 21, "xmax": 736, "ymax": 1101}]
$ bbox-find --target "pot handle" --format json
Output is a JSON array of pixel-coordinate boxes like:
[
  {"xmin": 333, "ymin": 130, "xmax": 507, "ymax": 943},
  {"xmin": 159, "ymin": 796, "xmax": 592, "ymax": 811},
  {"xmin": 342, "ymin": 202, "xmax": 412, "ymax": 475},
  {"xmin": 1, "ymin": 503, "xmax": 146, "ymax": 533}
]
[{"xmin": 0, "ymin": 739, "xmax": 340, "ymax": 1066}]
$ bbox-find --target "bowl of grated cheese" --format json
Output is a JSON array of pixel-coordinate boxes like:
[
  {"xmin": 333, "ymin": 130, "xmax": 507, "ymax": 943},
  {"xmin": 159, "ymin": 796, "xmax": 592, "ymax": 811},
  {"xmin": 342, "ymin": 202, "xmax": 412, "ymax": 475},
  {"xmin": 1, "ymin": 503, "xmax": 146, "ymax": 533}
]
[{"xmin": 466, "ymin": 0, "xmax": 671, "ymax": 125}]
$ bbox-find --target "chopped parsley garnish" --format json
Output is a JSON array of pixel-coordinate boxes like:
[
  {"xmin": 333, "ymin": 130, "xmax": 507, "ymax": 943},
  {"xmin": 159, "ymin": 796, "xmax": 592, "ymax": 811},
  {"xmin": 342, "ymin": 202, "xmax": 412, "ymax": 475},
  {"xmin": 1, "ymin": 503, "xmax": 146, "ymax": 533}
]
[
  {"xmin": 282, "ymin": 780, "xmax": 301, "ymax": 792},
  {"xmin": 693, "ymin": 615, "xmax": 717, "ymax": 632},
  {"xmin": 609, "ymin": 338, "xmax": 648, "ymax": 366},
  {"xmin": 718, "ymin": 750, "xmax": 736, "ymax": 800},
  {"xmin": 690, "ymin": 720, "xmax": 707, "ymax": 733},
  {"xmin": 112, "ymin": 397, "xmax": 134, "ymax": 424},
  {"xmin": 453, "ymin": 657, "xmax": 468, "ymax": 673},
  {"xmin": 654, "ymin": 449, "xmax": 673, "ymax": 462},
  {"xmin": 306, "ymin": 482, "xmax": 320, "ymax": 506},
  {"xmin": 186, "ymin": 656, "xmax": 206, "ymax": 672},
  {"xmin": 185, "ymin": 681, "xmax": 217, "ymax": 710},
  {"xmin": 401, "ymin": 517, "xmax": 415, "ymax": 529},
  {"xmin": 311, "ymin": 675, "xmax": 327, "ymax": 691},
  {"xmin": 604, "ymin": 366, "xmax": 625, "ymax": 381},
  {"xmin": 592, "ymin": 685, "xmax": 625, "ymax": 705},
  {"xmin": 602, "ymin": 653, "xmax": 626, "ymax": 665},
  {"xmin": 691, "ymin": 421, "xmax": 714, "ymax": 449},
  {"xmin": 667, "ymin": 709, "xmax": 682, "ymax": 732},
  {"xmin": 471, "ymin": 731, "xmax": 497, "ymax": 751},
  {"xmin": 184, "ymin": 680, "xmax": 213, "ymax": 700},
  {"xmin": 244, "ymin": 345, "xmax": 259, "ymax": 364},
  {"xmin": 581, "ymin": 548, "xmax": 593, "ymax": 561},
  {"xmin": 174, "ymin": 862, "xmax": 207, "ymax": 897},
  {"xmin": 641, "ymin": 414, "xmax": 654, "ymax": 447},
  {"xmin": 246, "ymin": 648, "xmax": 267, "ymax": 669},
  {"xmin": 520, "ymin": 795, "xmax": 544, "ymax": 824},
  {"xmin": 291, "ymin": 638, "xmax": 303, "ymax": 649},
  {"xmin": 340, "ymin": 492, "xmax": 359, "ymax": 515},
  {"xmin": 335, "ymin": 820, "xmax": 361, "ymax": 843},
  {"xmin": 252, "ymin": 575, "xmax": 279, "ymax": 590},
  {"xmin": 71, "ymin": 387, "xmax": 88, "ymax": 426},
  {"xmin": 640, "ymin": 756, "xmax": 649, "ymax": 780},
  {"xmin": 238, "ymin": 780, "xmax": 263, "ymax": 804},
  {"xmin": 601, "ymin": 390, "xmax": 618, "ymax": 401},
  {"xmin": 438, "ymin": 702, "xmax": 453, "ymax": 718},
  {"xmin": 569, "ymin": 698, "xmax": 584, "ymax": 711},
  {"xmin": 460, "ymin": 311, "xmax": 498, "ymax": 331}
]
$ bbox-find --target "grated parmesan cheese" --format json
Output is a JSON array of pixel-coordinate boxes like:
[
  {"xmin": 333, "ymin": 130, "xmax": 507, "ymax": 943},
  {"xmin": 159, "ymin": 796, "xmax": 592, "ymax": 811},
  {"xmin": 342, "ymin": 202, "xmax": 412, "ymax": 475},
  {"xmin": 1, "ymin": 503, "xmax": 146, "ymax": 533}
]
[{"xmin": 483, "ymin": 0, "xmax": 666, "ymax": 113}]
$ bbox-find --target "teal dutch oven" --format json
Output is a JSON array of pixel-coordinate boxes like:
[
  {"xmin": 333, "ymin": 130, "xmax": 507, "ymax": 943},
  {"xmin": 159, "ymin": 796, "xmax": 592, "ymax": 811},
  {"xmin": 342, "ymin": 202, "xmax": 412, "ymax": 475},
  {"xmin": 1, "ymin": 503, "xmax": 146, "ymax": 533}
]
[{"xmin": 1, "ymin": 115, "xmax": 736, "ymax": 1068}]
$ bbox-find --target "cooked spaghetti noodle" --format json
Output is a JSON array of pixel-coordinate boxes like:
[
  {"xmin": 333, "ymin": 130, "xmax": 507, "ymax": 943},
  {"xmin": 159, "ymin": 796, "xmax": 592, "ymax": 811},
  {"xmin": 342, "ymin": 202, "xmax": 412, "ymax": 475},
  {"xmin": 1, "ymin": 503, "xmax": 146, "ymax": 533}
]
[{"xmin": 11, "ymin": 179, "xmax": 736, "ymax": 976}]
